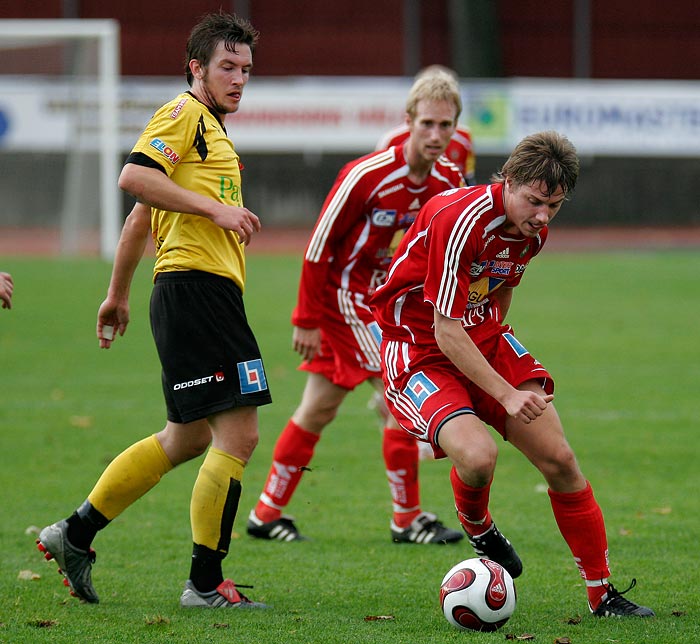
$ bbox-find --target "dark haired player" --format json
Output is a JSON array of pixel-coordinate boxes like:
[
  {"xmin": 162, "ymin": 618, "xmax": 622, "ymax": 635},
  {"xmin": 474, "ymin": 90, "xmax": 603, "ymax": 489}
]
[{"xmin": 38, "ymin": 12, "xmax": 270, "ymax": 609}]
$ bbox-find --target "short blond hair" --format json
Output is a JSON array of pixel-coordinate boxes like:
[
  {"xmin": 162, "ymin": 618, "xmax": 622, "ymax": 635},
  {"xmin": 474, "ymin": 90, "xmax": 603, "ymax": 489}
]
[{"xmin": 405, "ymin": 70, "xmax": 462, "ymax": 120}]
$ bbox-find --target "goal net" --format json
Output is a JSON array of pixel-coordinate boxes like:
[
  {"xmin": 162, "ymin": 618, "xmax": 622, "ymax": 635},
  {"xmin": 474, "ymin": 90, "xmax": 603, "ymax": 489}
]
[{"xmin": 0, "ymin": 19, "xmax": 121, "ymax": 258}]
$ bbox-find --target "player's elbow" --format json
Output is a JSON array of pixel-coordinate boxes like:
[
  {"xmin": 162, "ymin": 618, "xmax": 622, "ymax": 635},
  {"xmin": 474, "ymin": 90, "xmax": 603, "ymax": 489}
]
[
  {"xmin": 118, "ymin": 163, "xmax": 152, "ymax": 201},
  {"xmin": 118, "ymin": 164, "xmax": 139, "ymax": 196}
]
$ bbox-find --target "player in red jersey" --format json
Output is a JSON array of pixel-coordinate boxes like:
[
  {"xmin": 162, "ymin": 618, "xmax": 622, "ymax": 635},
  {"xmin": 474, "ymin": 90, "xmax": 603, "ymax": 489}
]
[
  {"xmin": 369, "ymin": 131, "xmax": 654, "ymax": 617},
  {"xmin": 376, "ymin": 66, "xmax": 476, "ymax": 185},
  {"xmin": 247, "ymin": 72, "xmax": 466, "ymax": 545}
]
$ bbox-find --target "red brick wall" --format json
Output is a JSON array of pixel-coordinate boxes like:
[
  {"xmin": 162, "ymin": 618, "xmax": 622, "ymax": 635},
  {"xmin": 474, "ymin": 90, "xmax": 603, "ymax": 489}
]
[
  {"xmin": 497, "ymin": 0, "xmax": 700, "ymax": 79},
  {"xmin": 2, "ymin": 0, "xmax": 697, "ymax": 79}
]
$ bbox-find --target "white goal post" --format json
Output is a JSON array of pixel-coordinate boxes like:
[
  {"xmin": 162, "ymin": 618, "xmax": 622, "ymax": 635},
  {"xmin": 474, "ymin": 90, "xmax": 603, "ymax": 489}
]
[{"xmin": 0, "ymin": 19, "xmax": 120, "ymax": 259}]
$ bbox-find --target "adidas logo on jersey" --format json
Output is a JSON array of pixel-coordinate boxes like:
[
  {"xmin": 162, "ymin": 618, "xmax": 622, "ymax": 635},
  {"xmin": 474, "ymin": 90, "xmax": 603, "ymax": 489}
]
[
  {"xmin": 408, "ymin": 198, "xmax": 421, "ymax": 211},
  {"xmin": 496, "ymin": 248, "xmax": 510, "ymax": 258}
]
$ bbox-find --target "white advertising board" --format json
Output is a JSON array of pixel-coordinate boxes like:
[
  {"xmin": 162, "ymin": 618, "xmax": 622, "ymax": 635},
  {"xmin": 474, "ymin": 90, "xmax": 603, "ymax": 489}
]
[{"xmin": 1, "ymin": 76, "xmax": 699, "ymax": 157}]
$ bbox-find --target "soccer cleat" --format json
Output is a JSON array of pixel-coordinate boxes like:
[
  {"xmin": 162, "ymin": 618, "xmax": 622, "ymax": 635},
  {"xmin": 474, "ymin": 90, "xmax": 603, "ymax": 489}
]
[
  {"xmin": 391, "ymin": 511, "xmax": 464, "ymax": 545},
  {"xmin": 466, "ymin": 523, "xmax": 523, "ymax": 579},
  {"xmin": 591, "ymin": 579, "xmax": 655, "ymax": 617},
  {"xmin": 180, "ymin": 579, "xmax": 269, "ymax": 608},
  {"xmin": 36, "ymin": 520, "xmax": 99, "ymax": 603},
  {"xmin": 246, "ymin": 509, "xmax": 306, "ymax": 542}
]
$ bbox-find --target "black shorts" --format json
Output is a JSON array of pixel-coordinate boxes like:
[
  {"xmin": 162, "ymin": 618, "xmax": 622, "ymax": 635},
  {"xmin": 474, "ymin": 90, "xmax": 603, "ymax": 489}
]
[{"xmin": 150, "ymin": 271, "xmax": 272, "ymax": 423}]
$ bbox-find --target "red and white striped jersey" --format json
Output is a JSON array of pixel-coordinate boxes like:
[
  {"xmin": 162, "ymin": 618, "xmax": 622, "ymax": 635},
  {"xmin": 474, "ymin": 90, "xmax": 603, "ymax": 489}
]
[
  {"xmin": 376, "ymin": 124, "xmax": 476, "ymax": 184},
  {"xmin": 370, "ymin": 183, "xmax": 547, "ymax": 346},
  {"xmin": 292, "ymin": 145, "xmax": 464, "ymax": 329}
]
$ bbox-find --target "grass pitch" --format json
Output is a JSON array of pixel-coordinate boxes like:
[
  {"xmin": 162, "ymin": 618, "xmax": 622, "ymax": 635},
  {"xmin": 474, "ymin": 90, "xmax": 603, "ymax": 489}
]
[{"xmin": 0, "ymin": 250, "xmax": 698, "ymax": 643}]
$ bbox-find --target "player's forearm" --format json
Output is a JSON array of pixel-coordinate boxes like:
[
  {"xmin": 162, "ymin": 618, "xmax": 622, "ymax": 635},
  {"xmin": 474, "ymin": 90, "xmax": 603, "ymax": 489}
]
[
  {"xmin": 434, "ymin": 311, "xmax": 513, "ymax": 404},
  {"xmin": 106, "ymin": 205, "xmax": 150, "ymax": 300},
  {"xmin": 118, "ymin": 164, "xmax": 220, "ymax": 222}
]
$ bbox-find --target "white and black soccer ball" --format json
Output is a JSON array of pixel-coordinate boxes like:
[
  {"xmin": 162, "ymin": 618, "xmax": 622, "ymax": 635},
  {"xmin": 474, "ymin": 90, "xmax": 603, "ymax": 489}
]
[{"xmin": 439, "ymin": 557, "xmax": 516, "ymax": 631}]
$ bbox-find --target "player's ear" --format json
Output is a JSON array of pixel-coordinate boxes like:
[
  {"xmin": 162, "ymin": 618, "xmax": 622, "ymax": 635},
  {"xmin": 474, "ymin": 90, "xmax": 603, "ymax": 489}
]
[{"xmin": 189, "ymin": 59, "xmax": 204, "ymax": 80}]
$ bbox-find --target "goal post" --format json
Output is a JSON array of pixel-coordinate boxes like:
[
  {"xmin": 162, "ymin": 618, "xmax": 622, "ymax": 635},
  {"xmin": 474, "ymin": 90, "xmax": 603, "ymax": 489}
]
[{"xmin": 0, "ymin": 19, "xmax": 121, "ymax": 259}]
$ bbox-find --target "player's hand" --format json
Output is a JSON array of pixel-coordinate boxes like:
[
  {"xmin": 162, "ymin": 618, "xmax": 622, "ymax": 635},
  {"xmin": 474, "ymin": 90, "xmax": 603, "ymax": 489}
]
[
  {"xmin": 503, "ymin": 390, "xmax": 553, "ymax": 424},
  {"xmin": 292, "ymin": 326, "xmax": 322, "ymax": 362},
  {"xmin": 0, "ymin": 272, "xmax": 14, "ymax": 310},
  {"xmin": 211, "ymin": 205, "xmax": 261, "ymax": 245},
  {"xmin": 96, "ymin": 297, "xmax": 130, "ymax": 349}
]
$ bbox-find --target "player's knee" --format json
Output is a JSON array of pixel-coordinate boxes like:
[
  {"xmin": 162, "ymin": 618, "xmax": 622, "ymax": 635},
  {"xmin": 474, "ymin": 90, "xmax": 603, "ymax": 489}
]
[
  {"xmin": 450, "ymin": 442, "xmax": 497, "ymax": 485},
  {"xmin": 294, "ymin": 402, "xmax": 338, "ymax": 432},
  {"xmin": 539, "ymin": 445, "xmax": 580, "ymax": 485}
]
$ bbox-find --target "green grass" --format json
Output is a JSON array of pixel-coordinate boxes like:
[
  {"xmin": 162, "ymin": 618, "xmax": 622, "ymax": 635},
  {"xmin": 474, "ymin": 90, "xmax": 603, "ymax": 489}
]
[{"xmin": 0, "ymin": 251, "xmax": 698, "ymax": 643}]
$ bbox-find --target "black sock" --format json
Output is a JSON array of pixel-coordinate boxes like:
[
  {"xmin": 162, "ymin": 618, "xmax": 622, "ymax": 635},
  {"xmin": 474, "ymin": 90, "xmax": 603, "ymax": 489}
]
[
  {"xmin": 66, "ymin": 500, "xmax": 110, "ymax": 551},
  {"xmin": 189, "ymin": 544, "xmax": 224, "ymax": 593}
]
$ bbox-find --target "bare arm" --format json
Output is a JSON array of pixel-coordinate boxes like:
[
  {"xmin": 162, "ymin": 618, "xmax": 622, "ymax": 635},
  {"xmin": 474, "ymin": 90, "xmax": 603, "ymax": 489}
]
[
  {"xmin": 118, "ymin": 164, "xmax": 260, "ymax": 244},
  {"xmin": 96, "ymin": 203, "xmax": 151, "ymax": 348},
  {"xmin": 433, "ymin": 309, "xmax": 552, "ymax": 423}
]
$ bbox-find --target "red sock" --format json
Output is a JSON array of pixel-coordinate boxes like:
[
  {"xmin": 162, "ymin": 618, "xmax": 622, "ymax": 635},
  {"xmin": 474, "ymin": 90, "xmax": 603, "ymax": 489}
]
[
  {"xmin": 254, "ymin": 420, "xmax": 320, "ymax": 523},
  {"xmin": 450, "ymin": 467, "xmax": 492, "ymax": 536},
  {"xmin": 383, "ymin": 427, "xmax": 420, "ymax": 527},
  {"xmin": 548, "ymin": 481, "xmax": 611, "ymax": 608}
]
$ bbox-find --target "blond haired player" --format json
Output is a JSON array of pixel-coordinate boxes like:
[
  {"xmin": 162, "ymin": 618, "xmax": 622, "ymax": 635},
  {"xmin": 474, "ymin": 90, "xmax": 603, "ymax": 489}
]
[
  {"xmin": 247, "ymin": 72, "xmax": 466, "ymax": 545},
  {"xmin": 377, "ymin": 65, "xmax": 476, "ymax": 185}
]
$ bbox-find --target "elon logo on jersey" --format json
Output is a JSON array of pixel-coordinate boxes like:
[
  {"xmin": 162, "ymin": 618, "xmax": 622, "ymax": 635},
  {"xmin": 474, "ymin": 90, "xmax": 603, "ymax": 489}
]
[
  {"xmin": 371, "ymin": 209, "xmax": 397, "ymax": 227},
  {"xmin": 237, "ymin": 359, "xmax": 268, "ymax": 394}
]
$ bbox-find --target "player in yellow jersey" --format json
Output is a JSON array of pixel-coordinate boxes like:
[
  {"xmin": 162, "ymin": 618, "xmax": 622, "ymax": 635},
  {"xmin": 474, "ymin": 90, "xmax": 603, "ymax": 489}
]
[{"xmin": 37, "ymin": 12, "xmax": 271, "ymax": 609}]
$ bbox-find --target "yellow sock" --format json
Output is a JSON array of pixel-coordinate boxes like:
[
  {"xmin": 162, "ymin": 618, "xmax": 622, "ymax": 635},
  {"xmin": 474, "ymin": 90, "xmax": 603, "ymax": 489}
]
[
  {"xmin": 88, "ymin": 435, "xmax": 173, "ymax": 520},
  {"xmin": 190, "ymin": 447, "xmax": 245, "ymax": 553}
]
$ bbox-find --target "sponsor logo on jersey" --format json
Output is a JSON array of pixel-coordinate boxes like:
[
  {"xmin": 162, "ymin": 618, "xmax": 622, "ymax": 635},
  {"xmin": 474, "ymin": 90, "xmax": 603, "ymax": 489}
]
[
  {"xmin": 408, "ymin": 197, "xmax": 421, "ymax": 210},
  {"xmin": 496, "ymin": 248, "xmax": 510, "ymax": 258},
  {"xmin": 371, "ymin": 209, "xmax": 397, "ymax": 227},
  {"xmin": 404, "ymin": 371, "xmax": 438, "ymax": 410},
  {"xmin": 397, "ymin": 212, "xmax": 416, "ymax": 226},
  {"xmin": 149, "ymin": 138, "xmax": 181, "ymax": 164},
  {"xmin": 482, "ymin": 234, "xmax": 496, "ymax": 250},
  {"xmin": 488, "ymin": 260, "xmax": 512, "ymax": 276},
  {"xmin": 170, "ymin": 98, "xmax": 188, "ymax": 119},
  {"xmin": 468, "ymin": 275, "xmax": 505, "ymax": 306},
  {"xmin": 378, "ymin": 184, "xmax": 403, "ymax": 198},
  {"xmin": 238, "ymin": 359, "xmax": 268, "ymax": 394}
]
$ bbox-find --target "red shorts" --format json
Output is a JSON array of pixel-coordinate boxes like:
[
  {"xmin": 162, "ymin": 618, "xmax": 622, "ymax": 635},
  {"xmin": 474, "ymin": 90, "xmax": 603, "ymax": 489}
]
[
  {"xmin": 300, "ymin": 289, "xmax": 382, "ymax": 390},
  {"xmin": 381, "ymin": 325, "xmax": 553, "ymax": 456}
]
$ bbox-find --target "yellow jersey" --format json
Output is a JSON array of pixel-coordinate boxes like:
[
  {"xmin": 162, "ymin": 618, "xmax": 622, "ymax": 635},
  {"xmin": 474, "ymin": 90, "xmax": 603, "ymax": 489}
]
[{"xmin": 129, "ymin": 92, "xmax": 247, "ymax": 290}]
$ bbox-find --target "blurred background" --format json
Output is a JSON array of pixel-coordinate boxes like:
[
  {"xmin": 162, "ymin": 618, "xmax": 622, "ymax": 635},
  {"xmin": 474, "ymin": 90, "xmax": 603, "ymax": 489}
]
[{"xmin": 1, "ymin": 1, "xmax": 699, "ymax": 256}]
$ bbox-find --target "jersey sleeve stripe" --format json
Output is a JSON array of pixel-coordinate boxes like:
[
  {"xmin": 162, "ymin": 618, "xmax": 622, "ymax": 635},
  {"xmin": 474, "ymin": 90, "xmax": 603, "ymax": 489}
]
[
  {"xmin": 435, "ymin": 188, "xmax": 494, "ymax": 314},
  {"xmin": 305, "ymin": 149, "xmax": 395, "ymax": 263}
]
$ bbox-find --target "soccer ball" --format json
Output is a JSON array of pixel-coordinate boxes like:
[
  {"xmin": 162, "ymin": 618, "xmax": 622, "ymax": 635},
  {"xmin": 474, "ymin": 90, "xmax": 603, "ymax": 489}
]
[{"xmin": 439, "ymin": 557, "xmax": 516, "ymax": 631}]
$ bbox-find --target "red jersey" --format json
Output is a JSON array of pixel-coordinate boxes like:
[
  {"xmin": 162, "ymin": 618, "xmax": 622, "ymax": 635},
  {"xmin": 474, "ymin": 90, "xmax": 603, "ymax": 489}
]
[
  {"xmin": 376, "ymin": 124, "xmax": 476, "ymax": 184},
  {"xmin": 292, "ymin": 145, "xmax": 464, "ymax": 329},
  {"xmin": 370, "ymin": 183, "xmax": 547, "ymax": 347}
]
